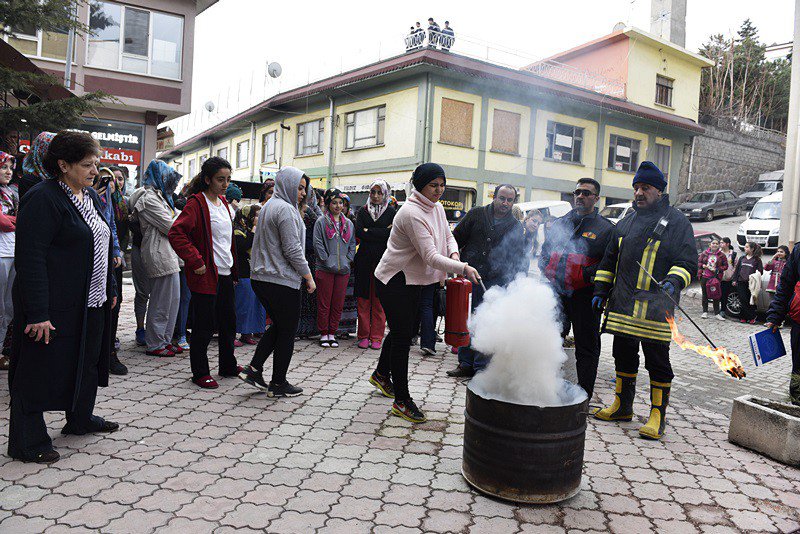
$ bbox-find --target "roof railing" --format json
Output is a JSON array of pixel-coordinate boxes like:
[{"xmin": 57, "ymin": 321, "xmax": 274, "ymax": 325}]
[{"xmin": 524, "ymin": 60, "xmax": 626, "ymax": 98}]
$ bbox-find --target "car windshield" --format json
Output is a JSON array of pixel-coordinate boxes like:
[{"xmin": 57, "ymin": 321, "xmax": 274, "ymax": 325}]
[
  {"xmin": 689, "ymin": 193, "xmax": 715, "ymax": 202},
  {"xmin": 600, "ymin": 206, "xmax": 625, "ymax": 218},
  {"xmin": 753, "ymin": 182, "xmax": 778, "ymax": 192},
  {"xmin": 749, "ymin": 202, "xmax": 781, "ymax": 220}
]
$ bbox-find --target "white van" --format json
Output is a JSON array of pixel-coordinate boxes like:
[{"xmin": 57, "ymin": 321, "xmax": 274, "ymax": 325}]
[
  {"xmin": 736, "ymin": 192, "xmax": 782, "ymax": 252},
  {"xmin": 515, "ymin": 200, "xmax": 572, "ymax": 221},
  {"xmin": 599, "ymin": 202, "xmax": 633, "ymax": 225}
]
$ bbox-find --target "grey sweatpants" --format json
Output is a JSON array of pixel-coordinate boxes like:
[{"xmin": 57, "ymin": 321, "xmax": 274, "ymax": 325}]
[
  {"xmin": 131, "ymin": 245, "xmax": 151, "ymax": 325},
  {"xmin": 145, "ymin": 272, "xmax": 180, "ymax": 351},
  {"xmin": 0, "ymin": 257, "xmax": 14, "ymax": 336}
]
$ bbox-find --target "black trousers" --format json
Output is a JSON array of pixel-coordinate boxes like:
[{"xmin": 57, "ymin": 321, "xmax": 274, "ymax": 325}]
[
  {"xmin": 721, "ymin": 280, "xmax": 733, "ymax": 314},
  {"xmin": 560, "ymin": 291, "xmax": 601, "ymax": 397},
  {"xmin": 110, "ymin": 266, "xmax": 123, "ymax": 345},
  {"xmin": 701, "ymin": 280, "xmax": 720, "ymax": 314},
  {"xmin": 8, "ymin": 307, "xmax": 105, "ymax": 458},
  {"xmin": 249, "ymin": 280, "xmax": 301, "ymax": 384},
  {"xmin": 612, "ymin": 335, "xmax": 674, "ymax": 383},
  {"xmin": 789, "ymin": 322, "xmax": 800, "ymax": 376},
  {"xmin": 736, "ymin": 283, "xmax": 756, "ymax": 321},
  {"xmin": 375, "ymin": 273, "xmax": 421, "ymax": 402},
  {"xmin": 189, "ymin": 275, "xmax": 237, "ymax": 379}
]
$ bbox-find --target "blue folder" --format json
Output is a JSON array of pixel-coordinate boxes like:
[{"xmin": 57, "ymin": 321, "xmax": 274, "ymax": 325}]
[{"xmin": 749, "ymin": 328, "xmax": 787, "ymax": 367}]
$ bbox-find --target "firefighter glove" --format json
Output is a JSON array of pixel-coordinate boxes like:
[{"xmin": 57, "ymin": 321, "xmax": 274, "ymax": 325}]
[
  {"xmin": 591, "ymin": 296, "xmax": 605, "ymax": 312},
  {"xmin": 661, "ymin": 281, "xmax": 676, "ymax": 296}
]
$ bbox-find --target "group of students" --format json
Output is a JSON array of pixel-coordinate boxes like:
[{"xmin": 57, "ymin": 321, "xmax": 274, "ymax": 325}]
[
  {"xmin": 697, "ymin": 237, "xmax": 788, "ymax": 324},
  {"xmin": 406, "ymin": 18, "xmax": 455, "ymax": 51}
]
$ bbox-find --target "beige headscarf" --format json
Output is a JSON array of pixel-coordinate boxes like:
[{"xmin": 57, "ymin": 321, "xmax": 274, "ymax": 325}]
[{"xmin": 368, "ymin": 179, "xmax": 390, "ymax": 221}]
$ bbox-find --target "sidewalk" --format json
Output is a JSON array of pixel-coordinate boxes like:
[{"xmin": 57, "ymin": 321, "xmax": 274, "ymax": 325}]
[{"xmin": 0, "ymin": 284, "xmax": 798, "ymax": 533}]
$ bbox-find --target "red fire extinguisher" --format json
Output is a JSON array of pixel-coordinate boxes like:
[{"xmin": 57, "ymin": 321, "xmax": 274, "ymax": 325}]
[{"xmin": 445, "ymin": 276, "xmax": 472, "ymax": 348}]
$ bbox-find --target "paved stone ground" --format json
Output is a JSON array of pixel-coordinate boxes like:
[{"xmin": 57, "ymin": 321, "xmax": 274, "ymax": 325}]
[{"xmin": 1, "ymin": 282, "xmax": 799, "ymax": 533}]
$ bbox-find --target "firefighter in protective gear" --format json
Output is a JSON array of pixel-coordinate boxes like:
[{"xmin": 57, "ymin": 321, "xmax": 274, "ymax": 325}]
[{"xmin": 592, "ymin": 161, "xmax": 697, "ymax": 440}]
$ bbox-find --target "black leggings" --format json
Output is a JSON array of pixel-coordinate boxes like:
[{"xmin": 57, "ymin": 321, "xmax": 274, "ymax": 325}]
[
  {"xmin": 249, "ymin": 280, "xmax": 302, "ymax": 384},
  {"xmin": 736, "ymin": 283, "xmax": 756, "ymax": 321},
  {"xmin": 189, "ymin": 275, "xmax": 237, "ymax": 379},
  {"xmin": 375, "ymin": 273, "xmax": 422, "ymax": 402}
]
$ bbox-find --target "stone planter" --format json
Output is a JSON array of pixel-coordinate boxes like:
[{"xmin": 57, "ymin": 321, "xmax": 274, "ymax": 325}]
[{"xmin": 728, "ymin": 395, "xmax": 800, "ymax": 466}]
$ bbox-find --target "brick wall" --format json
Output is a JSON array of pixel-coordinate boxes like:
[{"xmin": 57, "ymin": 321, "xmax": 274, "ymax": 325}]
[{"xmin": 676, "ymin": 125, "xmax": 785, "ymax": 203}]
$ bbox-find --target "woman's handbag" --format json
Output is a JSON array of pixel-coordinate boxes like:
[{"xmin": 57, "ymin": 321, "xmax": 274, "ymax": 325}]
[{"xmin": 706, "ymin": 277, "xmax": 722, "ymax": 300}]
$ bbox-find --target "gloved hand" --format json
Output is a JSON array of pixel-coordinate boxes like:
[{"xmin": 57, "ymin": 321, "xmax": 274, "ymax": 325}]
[
  {"xmin": 591, "ymin": 296, "xmax": 605, "ymax": 312},
  {"xmin": 661, "ymin": 281, "xmax": 676, "ymax": 296}
]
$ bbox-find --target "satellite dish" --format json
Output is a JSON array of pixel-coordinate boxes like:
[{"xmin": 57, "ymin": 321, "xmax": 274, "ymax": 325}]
[
  {"xmin": 267, "ymin": 62, "xmax": 282, "ymax": 78},
  {"xmin": 204, "ymin": 101, "xmax": 215, "ymax": 112},
  {"xmin": 612, "ymin": 22, "xmax": 626, "ymax": 32}
]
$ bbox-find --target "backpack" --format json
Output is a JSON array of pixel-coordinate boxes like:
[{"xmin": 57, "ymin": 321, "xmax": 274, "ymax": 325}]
[{"xmin": 705, "ymin": 277, "xmax": 721, "ymax": 300}]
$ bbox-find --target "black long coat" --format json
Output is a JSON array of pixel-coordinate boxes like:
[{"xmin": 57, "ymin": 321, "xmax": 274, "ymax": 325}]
[
  {"xmin": 353, "ymin": 206, "xmax": 395, "ymax": 299},
  {"xmin": 9, "ymin": 179, "xmax": 116, "ymax": 412}
]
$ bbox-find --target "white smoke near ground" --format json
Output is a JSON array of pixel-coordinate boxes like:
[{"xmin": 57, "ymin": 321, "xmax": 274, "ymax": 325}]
[{"xmin": 468, "ymin": 275, "xmax": 588, "ymax": 407}]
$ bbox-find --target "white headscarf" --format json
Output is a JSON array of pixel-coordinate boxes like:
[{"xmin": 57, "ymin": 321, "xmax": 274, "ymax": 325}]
[{"xmin": 368, "ymin": 179, "xmax": 390, "ymax": 221}]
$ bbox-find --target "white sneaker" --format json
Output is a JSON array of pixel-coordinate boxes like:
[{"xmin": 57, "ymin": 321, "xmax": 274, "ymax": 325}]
[
  {"xmin": 701, "ymin": 312, "xmax": 708, "ymax": 319},
  {"xmin": 716, "ymin": 314, "xmax": 726, "ymax": 321}
]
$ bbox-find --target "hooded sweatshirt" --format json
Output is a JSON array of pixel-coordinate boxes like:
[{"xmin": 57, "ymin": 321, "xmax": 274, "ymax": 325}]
[{"xmin": 250, "ymin": 167, "xmax": 311, "ymax": 289}]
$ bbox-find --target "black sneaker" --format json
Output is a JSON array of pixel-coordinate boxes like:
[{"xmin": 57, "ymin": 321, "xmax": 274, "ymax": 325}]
[
  {"xmin": 446, "ymin": 364, "xmax": 475, "ymax": 378},
  {"xmin": 238, "ymin": 365, "xmax": 268, "ymax": 391},
  {"xmin": 369, "ymin": 372, "xmax": 395, "ymax": 398},
  {"xmin": 109, "ymin": 353, "xmax": 128, "ymax": 376},
  {"xmin": 268, "ymin": 381, "xmax": 303, "ymax": 397},
  {"xmin": 391, "ymin": 399, "xmax": 426, "ymax": 423}
]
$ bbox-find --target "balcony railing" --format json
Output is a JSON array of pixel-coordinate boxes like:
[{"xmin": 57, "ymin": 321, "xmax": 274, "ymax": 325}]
[
  {"xmin": 524, "ymin": 60, "xmax": 626, "ymax": 98},
  {"xmin": 405, "ymin": 30, "xmax": 455, "ymax": 52}
]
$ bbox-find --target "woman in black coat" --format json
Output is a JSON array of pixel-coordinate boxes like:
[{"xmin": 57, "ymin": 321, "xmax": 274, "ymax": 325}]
[
  {"xmin": 354, "ymin": 180, "xmax": 396, "ymax": 349},
  {"xmin": 8, "ymin": 131, "xmax": 118, "ymax": 464}
]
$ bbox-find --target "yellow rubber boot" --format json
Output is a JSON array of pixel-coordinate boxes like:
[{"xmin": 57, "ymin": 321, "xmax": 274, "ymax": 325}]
[
  {"xmin": 639, "ymin": 381, "xmax": 671, "ymax": 440},
  {"xmin": 593, "ymin": 372, "xmax": 636, "ymax": 421}
]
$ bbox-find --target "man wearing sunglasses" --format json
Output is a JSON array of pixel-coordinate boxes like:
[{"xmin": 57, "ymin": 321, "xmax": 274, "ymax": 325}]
[{"xmin": 539, "ymin": 178, "xmax": 613, "ymax": 398}]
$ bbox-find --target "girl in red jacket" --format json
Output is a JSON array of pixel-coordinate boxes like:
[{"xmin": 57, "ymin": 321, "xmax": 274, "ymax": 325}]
[
  {"xmin": 697, "ymin": 238, "xmax": 728, "ymax": 320},
  {"xmin": 765, "ymin": 245, "xmax": 789, "ymax": 293},
  {"xmin": 168, "ymin": 157, "xmax": 239, "ymax": 389},
  {"xmin": 0, "ymin": 152, "xmax": 17, "ymax": 371}
]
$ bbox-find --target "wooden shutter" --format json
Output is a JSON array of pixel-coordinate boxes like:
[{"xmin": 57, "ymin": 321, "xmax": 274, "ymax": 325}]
[
  {"xmin": 491, "ymin": 109, "xmax": 521, "ymax": 154},
  {"xmin": 440, "ymin": 98, "xmax": 474, "ymax": 147}
]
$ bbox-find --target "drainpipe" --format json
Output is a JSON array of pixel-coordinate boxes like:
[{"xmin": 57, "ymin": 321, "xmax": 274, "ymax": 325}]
[
  {"xmin": 249, "ymin": 121, "xmax": 257, "ymax": 182},
  {"xmin": 686, "ymin": 136, "xmax": 695, "ymax": 192},
  {"xmin": 279, "ymin": 122, "xmax": 290, "ymax": 169},
  {"xmin": 327, "ymin": 95, "xmax": 336, "ymax": 189},
  {"xmin": 423, "ymin": 72, "xmax": 431, "ymax": 163}
]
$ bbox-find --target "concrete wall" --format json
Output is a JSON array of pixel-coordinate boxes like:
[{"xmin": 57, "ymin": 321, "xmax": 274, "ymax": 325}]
[{"xmin": 676, "ymin": 125, "xmax": 786, "ymax": 202}]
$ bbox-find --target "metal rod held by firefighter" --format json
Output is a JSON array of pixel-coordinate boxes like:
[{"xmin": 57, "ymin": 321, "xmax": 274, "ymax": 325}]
[{"xmin": 634, "ymin": 260, "xmax": 719, "ymax": 350}]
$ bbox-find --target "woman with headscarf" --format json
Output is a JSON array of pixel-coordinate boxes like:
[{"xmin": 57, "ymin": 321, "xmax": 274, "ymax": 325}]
[
  {"xmin": 9, "ymin": 130, "xmax": 118, "ymax": 463},
  {"xmin": 233, "ymin": 204, "xmax": 265, "ymax": 345},
  {"xmin": 108, "ymin": 166, "xmax": 131, "ymax": 358},
  {"xmin": 130, "ymin": 160, "xmax": 183, "ymax": 357},
  {"xmin": 19, "ymin": 132, "xmax": 55, "ymax": 199},
  {"xmin": 296, "ymin": 185, "xmax": 321, "ymax": 339},
  {"xmin": 0, "ymin": 152, "xmax": 18, "ymax": 371},
  {"xmin": 314, "ymin": 188, "xmax": 356, "ymax": 348},
  {"xmin": 368, "ymin": 163, "xmax": 480, "ymax": 423},
  {"xmin": 354, "ymin": 179, "xmax": 395, "ymax": 349}
]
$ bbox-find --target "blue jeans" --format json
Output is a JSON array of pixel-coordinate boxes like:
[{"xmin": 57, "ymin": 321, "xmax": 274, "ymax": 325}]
[
  {"xmin": 419, "ymin": 283, "xmax": 437, "ymax": 350},
  {"xmin": 457, "ymin": 283, "xmax": 490, "ymax": 371},
  {"xmin": 173, "ymin": 269, "xmax": 191, "ymax": 339}
]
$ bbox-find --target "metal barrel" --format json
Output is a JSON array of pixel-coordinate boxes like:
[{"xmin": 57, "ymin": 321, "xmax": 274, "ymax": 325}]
[{"xmin": 462, "ymin": 385, "xmax": 588, "ymax": 504}]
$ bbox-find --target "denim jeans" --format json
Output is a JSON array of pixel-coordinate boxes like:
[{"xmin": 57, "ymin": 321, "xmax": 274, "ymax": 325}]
[
  {"xmin": 419, "ymin": 283, "xmax": 437, "ymax": 350},
  {"xmin": 173, "ymin": 269, "xmax": 191, "ymax": 339}
]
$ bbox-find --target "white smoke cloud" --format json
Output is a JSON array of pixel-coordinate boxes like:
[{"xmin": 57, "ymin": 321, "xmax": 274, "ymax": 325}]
[{"xmin": 468, "ymin": 275, "xmax": 588, "ymax": 407}]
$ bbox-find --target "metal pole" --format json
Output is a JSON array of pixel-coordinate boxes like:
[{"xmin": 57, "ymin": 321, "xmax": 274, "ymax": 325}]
[
  {"xmin": 779, "ymin": 0, "xmax": 800, "ymax": 247},
  {"xmin": 63, "ymin": 1, "xmax": 77, "ymax": 88}
]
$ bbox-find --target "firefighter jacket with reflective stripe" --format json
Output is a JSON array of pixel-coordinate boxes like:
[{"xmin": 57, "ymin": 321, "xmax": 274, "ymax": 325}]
[
  {"xmin": 538, "ymin": 208, "xmax": 614, "ymax": 296},
  {"xmin": 593, "ymin": 195, "xmax": 697, "ymax": 344}
]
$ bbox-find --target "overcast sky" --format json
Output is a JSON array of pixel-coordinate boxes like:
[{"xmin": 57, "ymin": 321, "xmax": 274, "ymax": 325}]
[{"xmin": 169, "ymin": 0, "xmax": 794, "ymax": 140}]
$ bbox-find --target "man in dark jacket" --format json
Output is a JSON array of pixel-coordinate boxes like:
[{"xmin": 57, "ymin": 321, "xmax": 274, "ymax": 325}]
[
  {"xmin": 446, "ymin": 184, "xmax": 525, "ymax": 377},
  {"xmin": 592, "ymin": 162, "xmax": 697, "ymax": 440},
  {"xmin": 765, "ymin": 244, "xmax": 800, "ymax": 406},
  {"xmin": 441, "ymin": 21, "xmax": 455, "ymax": 51},
  {"xmin": 538, "ymin": 178, "xmax": 613, "ymax": 398}
]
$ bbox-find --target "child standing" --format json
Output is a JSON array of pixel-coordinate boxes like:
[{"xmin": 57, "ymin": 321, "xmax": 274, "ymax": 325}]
[
  {"xmin": 698, "ymin": 238, "xmax": 728, "ymax": 320},
  {"xmin": 765, "ymin": 245, "xmax": 789, "ymax": 293},
  {"xmin": 733, "ymin": 242, "xmax": 764, "ymax": 324}
]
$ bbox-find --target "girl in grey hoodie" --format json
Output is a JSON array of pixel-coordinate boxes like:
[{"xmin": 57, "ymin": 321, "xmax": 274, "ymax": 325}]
[{"xmin": 239, "ymin": 167, "xmax": 316, "ymax": 397}]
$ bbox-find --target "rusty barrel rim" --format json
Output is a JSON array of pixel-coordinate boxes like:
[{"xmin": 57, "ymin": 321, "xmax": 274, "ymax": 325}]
[{"xmin": 461, "ymin": 467, "xmax": 581, "ymax": 504}]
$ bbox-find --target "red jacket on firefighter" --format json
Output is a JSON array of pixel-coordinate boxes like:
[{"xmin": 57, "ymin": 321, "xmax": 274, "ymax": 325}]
[{"xmin": 538, "ymin": 208, "xmax": 614, "ymax": 295}]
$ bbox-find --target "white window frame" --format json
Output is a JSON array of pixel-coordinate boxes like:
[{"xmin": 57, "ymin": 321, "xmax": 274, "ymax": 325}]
[
  {"xmin": 607, "ymin": 134, "xmax": 641, "ymax": 173},
  {"xmin": 261, "ymin": 131, "xmax": 277, "ymax": 163},
  {"xmin": 655, "ymin": 75, "xmax": 674, "ymax": 107},
  {"xmin": 216, "ymin": 147, "xmax": 229, "ymax": 160},
  {"xmin": 544, "ymin": 121, "xmax": 584, "ymax": 164},
  {"xmin": 236, "ymin": 140, "xmax": 250, "ymax": 169},
  {"xmin": 3, "ymin": 25, "xmax": 72, "ymax": 63},
  {"xmin": 85, "ymin": 0, "xmax": 184, "ymax": 81},
  {"xmin": 187, "ymin": 158, "xmax": 196, "ymax": 178},
  {"xmin": 344, "ymin": 105, "xmax": 386, "ymax": 150},
  {"xmin": 296, "ymin": 119, "xmax": 325, "ymax": 156}
]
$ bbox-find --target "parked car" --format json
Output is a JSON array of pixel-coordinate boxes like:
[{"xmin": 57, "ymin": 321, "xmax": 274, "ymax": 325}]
[
  {"xmin": 677, "ymin": 190, "xmax": 747, "ymax": 221},
  {"xmin": 736, "ymin": 192, "xmax": 781, "ymax": 252},
  {"xmin": 724, "ymin": 269, "xmax": 773, "ymax": 318},
  {"xmin": 599, "ymin": 202, "xmax": 633, "ymax": 225},
  {"xmin": 694, "ymin": 230, "xmax": 724, "ymax": 258},
  {"xmin": 739, "ymin": 170, "xmax": 783, "ymax": 210}
]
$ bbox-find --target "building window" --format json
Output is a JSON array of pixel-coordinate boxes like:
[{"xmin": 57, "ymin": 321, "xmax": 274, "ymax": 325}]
[
  {"xmin": 87, "ymin": 1, "xmax": 184, "ymax": 80},
  {"xmin": 297, "ymin": 119, "xmax": 324, "ymax": 156},
  {"xmin": 5, "ymin": 20, "xmax": 70, "ymax": 61},
  {"xmin": 217, "ymin": 147, "xmax": 228, "ymax": 160},
  {"xmin": 439, "ymin": 98, "xmax": 474, "ymax": 147},
  {"xmin": 607, "ymin": 134, "xmax": 641, "ymax": 172},
  {"xmin": 545, "ymin": 121, "xmax": 584, "ymax": 163},
  {"xmin": 199, "ymin": 154, "xmax": 208, "ymax": 165},
  {"xmin": 345, "ymin": 106, "xmax": 385, "ymax": 149},
  {"xmin": 187, "ymin": 158, "xmax": 196, "ymax": 178},
  {"xmin": 655, "ymin": 75, "xmax": 674, "ymax": 107},
  {"xmin": 655, "ymin": 143, "xmax": 671, "ymax": 179},
  {"xmin": 261, "ymin": 131, "xmax": 277, "ymax": 163},
  {"xmin": 491, "ymin": 109, "xmax": 521, "ymax": 155},
  {"xmin": 236, "ymin": 140, "xmax": 250, "ymax": 168}
]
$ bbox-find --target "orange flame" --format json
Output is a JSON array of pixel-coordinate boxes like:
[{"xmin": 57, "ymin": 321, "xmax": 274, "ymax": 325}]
[{"xmin": 665, "ymin": 315, "xmax": 746, "ymax": 379}]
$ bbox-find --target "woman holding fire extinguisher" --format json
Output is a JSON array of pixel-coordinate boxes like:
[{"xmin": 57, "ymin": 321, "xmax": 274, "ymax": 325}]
[{"xmin": 369, "ymin": 163, "xmax": 481, "ymax": 423}]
